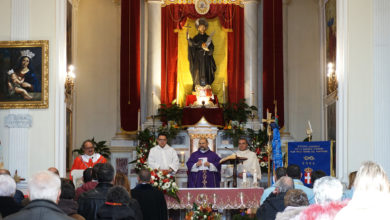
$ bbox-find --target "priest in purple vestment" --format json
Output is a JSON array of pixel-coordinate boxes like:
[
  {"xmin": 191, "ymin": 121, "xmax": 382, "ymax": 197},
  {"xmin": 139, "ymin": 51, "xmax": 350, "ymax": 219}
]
[{"xmin": 186, "ymin": 138, "xmax": 221, "ymax": 188}]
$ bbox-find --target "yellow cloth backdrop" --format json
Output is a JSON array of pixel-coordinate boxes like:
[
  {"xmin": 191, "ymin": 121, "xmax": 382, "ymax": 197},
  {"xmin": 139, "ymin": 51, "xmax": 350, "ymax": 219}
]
[{"xmin": 177, "ymin": 18, "xmax": 228, "ymax": 106}]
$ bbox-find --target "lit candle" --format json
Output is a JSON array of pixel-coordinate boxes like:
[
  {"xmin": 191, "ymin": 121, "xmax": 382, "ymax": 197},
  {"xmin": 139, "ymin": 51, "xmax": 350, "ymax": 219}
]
[
  {"xmin": 308, "ymin": 120, "xmax": 312, "ymax": 132},
  {"xmin": 243, "ymin": 169, "xmax": 247, "ymax": 183},
  {"xmin": 180, "ymin": 151, "xmax": 185, "ymax": 164},
  {"xmin": 253, "ymin": 169, "xmax": 257, "ymax": 184}
]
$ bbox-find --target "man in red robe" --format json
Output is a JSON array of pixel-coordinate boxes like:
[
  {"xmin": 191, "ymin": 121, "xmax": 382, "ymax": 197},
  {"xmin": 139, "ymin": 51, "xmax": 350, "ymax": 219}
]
[{"xmin": 70, "ymin": 140, "xmax": 107, "ymax": 180}]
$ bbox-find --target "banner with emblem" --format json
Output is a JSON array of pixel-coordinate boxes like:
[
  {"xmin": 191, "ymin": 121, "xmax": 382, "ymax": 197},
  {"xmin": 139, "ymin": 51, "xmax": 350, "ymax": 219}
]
[{"xmin": 287, "ymin": 141, "xmax": 334, "ymax": 187}]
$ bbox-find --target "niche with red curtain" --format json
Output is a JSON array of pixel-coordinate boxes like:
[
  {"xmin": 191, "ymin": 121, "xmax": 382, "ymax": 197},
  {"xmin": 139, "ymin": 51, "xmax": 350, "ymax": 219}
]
[
  {"xmin": 161, "ymin": 4, "xmax": 245, "ymax": 105},
  {"xmin": 120, "ymin": 0, "xmax": 140, "ymax": 132}
]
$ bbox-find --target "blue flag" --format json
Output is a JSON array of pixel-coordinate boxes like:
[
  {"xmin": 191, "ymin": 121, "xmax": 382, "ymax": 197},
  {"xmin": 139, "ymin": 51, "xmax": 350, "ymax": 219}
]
[
  {"xmin": 272, "ymin": 123, "xmax": 283, "ymax": 171},
  {"xmin": 288, "ymin": 141, "xmax": 332, "ymax": 187}
]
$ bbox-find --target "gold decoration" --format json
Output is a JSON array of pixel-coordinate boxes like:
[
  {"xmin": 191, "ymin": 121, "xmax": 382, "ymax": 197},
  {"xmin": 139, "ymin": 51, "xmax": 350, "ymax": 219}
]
[
  {"xmin": 195, "ymin": 0, "xmax": 211, "ymax": 15},
  {"xmin": 161, "ymin": 0, "xmax": 244, "ymax": 7}
]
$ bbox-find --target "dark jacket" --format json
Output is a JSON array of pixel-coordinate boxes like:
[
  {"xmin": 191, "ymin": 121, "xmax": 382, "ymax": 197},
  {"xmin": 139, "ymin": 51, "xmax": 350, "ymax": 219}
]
[
  {"xmin": 4, "ymin": 199, "xmax": 73, "ymax": 220},
  {"xmin": 131, "ymin": 183, "xmax": 168, "ymax": 220},
  {"xmin": 13, "ymin": 190, "xmax": 25, "ymax": 205},
  {"xmin": 75, "ymin": 181, "xmax": 98, "ymax": 201},
  {"xmin": 0, "ymin": 196, "xmax": 22, "ymax": 217},
  {"xmin": 58, "ymin": 198, "xmax": 78, "ymax": 215},
  {"xmin": 97, "ymin": 204, "xmax": 135, "ymax": 220},
  {"xmin": 78, "ymin": 182, "xmax": 113, "ymax": 220},
  {"xmin": 256, "ymin": 192, "xmax": 287, "ymax": 220}
]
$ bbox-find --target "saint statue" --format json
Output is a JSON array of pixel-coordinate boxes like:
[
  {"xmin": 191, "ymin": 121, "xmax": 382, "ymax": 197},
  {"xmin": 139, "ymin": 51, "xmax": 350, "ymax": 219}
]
[{"xmin": 187, "ymin": 18, "xmax": 216, "ymax": 91}]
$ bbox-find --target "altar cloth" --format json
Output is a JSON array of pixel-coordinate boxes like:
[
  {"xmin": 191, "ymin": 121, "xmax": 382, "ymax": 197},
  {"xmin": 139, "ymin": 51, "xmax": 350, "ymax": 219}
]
[
  {"xmin": 165, "ymin": 187, "xmax": 264, "ymax": 209},
  {"xmin": 181, "ymin": 107, "xmax": 224, "ymax": 127}
]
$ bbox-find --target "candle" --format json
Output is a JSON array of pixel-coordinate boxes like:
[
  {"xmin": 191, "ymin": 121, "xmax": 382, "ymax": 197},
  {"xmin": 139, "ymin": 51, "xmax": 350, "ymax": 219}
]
[
  {"xmin": 222, "ymin": 81, "xmax": 225, "ymax": 103},
  {"xmin": 243, "ymin": 169, "xmax": 247, "ymax": 183},
  {"xmin": 137, "ymin": 109, "xmax": 141, "ymax": 131},
  {"xmin": 180, "ymin": 151, "xmax": 185, "ymax": 164},
  {"xmin": 253, "ymin": 170, "xmax": 257, "ymax": 184},
  {"xmin": 308, "ymin": 120, "xmax": 312, "ymax": 132},
  {"xmin": 176, "ymin": 82, "xmax": 180, "ymax": 106}
]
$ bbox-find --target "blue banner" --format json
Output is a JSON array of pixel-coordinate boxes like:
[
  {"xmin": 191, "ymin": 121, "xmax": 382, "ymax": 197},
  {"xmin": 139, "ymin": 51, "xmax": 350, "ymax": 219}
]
[{"xmin": 287, "ymin": 141, "xmax": 332, "ymax": 187}]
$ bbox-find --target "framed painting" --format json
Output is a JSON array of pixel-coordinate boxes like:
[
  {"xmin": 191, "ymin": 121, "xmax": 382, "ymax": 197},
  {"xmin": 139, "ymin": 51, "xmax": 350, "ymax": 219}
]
[{"xmin": 0, "ymin": 40, "xmax": 49, "ymax": 109}]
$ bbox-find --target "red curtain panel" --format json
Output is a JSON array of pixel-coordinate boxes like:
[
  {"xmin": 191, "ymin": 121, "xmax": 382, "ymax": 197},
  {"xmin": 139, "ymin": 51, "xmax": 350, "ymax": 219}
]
[
  {"xmin": 120, "ymin": 0, "xmax": 140, "ymax": 131},
  {"xmin": 263, "ymin": 0, "xmax": 284, "ymax": 127}
]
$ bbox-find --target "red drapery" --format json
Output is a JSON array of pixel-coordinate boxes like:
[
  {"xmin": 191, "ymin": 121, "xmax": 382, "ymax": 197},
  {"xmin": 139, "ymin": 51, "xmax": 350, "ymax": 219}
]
[
  {"xmin": 120, "ymin": 0, "xmax": 140, "ymax": 131},
  {"xmin": 263, "ymin": 0, "xmax": 284, "ymax": 127},
  {"xmin": 161, "ymin": 4, "xmax": 245, "ymax": 105}
]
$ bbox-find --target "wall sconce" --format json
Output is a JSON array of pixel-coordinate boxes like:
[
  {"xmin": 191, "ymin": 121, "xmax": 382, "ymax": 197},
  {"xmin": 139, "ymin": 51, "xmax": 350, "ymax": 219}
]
[
  {"xmin": 65, "ymin": 65, "xmax": 76, "ymax": 102},
  {"xmin": 326, "ymin": 62, "xmax": 338, "ymax": 95}
]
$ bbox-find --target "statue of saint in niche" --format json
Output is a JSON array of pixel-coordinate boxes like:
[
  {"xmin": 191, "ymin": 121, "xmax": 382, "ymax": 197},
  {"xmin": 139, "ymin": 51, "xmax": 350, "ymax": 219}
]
[{"xmin": 187, "ymin": 18, "xmax": 216, "ymax": 91}]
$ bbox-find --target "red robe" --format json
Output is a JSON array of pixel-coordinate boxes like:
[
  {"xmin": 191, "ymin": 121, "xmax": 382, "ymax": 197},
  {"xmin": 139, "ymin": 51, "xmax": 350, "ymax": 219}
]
[{"xmin": 70, "ymin": 154, "xmax": 107, "ymax": 180}]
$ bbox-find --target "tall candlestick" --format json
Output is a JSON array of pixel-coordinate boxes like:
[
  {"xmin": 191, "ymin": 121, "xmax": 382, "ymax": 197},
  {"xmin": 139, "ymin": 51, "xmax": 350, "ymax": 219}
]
[
  {"xmin": 222, "ymin": 81, "xmax": 225, "ymax": 103},
  {"xmin": 137, "ymin": 109, "xmax": 141, "ymax": 131}
]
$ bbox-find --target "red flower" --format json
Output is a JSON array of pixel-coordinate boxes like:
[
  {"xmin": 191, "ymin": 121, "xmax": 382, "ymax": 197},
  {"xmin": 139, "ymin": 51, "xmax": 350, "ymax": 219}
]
[
  {"xmin": 140, "ymin": 158, "xmax": 145, "ymax": 164},
  {"xmin": 163, "ymin": 178, "xmax": 169, "ymax": 183},
  {"xmin": 256, "ymin": 148, "xmax": 261, "ymax": 155}
]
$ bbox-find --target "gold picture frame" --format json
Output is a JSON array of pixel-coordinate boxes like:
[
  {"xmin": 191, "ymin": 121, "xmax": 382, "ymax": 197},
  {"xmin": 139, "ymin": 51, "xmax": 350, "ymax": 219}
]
[{"xmin": 0, "ymin": 40, "xmax": 49, "ymax": 109}]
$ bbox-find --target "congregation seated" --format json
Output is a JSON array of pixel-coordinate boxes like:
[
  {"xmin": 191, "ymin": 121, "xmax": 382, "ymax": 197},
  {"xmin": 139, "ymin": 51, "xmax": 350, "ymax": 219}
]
[
  {"xmin": 342, "ymin": 171, "xmax": 357, "ymax": 200},
  {"xmin": 256, "ymin": 176, "xmax": 294, "ymax": 220},
  {"xmin": 275, "ymin": 189, "xmax": 309, "ymax": 220},
  {"xmin": 58, "ymin": 180, "xmax": 85, "ymax": 220},
  {"xmin": 78, "ymin": 163, "xmax": 114, "ymax": 220},
  {"xmin": 5, "ymin": 170, "xmax": 73, "ymax": 220},
  {"xmin": 131, "ymin": 169, "xmax": 168, "ymax": 220},
  {"xmin": 75, "ymin": 166, "xmax": 99, "ymax": 201},
  {"xmin": 310, "ymin": 170, "xmax": 326, "ymax": 187},
  {"xmin": 335, "ymin": 161, "xmax": 390, "ymax": 219},
  {"xmin": 0, "ymin": 175, "xmax": 22, "ymax": 218},
  {"xmin": 299, "ymin": 176, "xmax": 347, "ymax": 219},
  {"xmin": 113, "ymin": 172, "xmax": 143, "ymax": 219},
  {"xmin": 0, "ymin": 169, "xmax": 24, "ymax": 205},
  {"xmin": 97, "ymin": 186, "xmax": 142, "ymax": 220},
  {"xmin": 286, "ymin": 164, "xmax": 315, "ymax": 204},
  {"xmin": 261, "ymin": 167, "xmax": 287, "ymax": 204}
]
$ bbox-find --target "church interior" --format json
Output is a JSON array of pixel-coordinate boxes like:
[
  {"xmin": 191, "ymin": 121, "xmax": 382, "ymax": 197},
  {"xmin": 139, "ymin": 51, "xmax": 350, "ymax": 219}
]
[{"xmin": 0, "ymin": 0, "xmax": 390, "ymax": 218}]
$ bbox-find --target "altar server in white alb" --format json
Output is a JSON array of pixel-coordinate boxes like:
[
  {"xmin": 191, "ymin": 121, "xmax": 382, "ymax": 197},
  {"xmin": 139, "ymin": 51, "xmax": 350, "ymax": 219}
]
[
  {"xmin": 236, "ymin": 137, "xmax": 261, "ymax": 185},
  {"xmin": 147, "ymin": 133, "xmax": 180, "ymax": 174}
]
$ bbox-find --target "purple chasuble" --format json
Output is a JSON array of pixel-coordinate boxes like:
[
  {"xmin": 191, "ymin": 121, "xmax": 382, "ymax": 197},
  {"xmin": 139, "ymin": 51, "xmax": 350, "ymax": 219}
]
[{"xmin": 186, "ymin": 150, "xmax": 221, "ymax": 188}]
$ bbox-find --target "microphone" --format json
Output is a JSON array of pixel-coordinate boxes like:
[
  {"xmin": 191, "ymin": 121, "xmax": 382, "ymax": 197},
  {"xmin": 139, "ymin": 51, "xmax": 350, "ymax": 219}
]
[{"xmin": 225, "ymin": 147, "xmax": 238, "ymax": 155}]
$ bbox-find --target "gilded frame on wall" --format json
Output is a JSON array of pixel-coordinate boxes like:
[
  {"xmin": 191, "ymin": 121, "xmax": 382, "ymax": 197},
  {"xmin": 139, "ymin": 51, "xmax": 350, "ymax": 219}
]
[{"xmin": 0, "ymin": 40, "xmax": 49, "ymax": 109}]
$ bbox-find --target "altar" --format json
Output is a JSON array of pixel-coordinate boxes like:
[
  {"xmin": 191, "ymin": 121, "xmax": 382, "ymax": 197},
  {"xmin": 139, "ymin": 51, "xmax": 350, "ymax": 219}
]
[{"xmin": 165, "ymin": 187, "xmax": 264, "ymax": 209}]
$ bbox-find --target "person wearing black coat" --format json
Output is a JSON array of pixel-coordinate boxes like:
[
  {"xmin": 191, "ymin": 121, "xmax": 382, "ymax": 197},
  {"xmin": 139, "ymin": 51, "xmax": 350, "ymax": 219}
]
[
  {"xmin": 78, "ymin": 163, "xmax": 115, "ymax": 220},
  {"xmin": 97, "ymin": 186, "xmax": 142, "ymax": 220},
  {"xmin": 131, "ymin": 169, "xmax": 168, "ymax": 220},
  {"xmin": 256, "ymin": 176, "xmax": 294, "ymax": 220}
]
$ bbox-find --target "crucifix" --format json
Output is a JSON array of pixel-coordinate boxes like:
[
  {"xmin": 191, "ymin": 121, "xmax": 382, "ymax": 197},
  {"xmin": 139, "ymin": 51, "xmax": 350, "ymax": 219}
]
[{"xmin": 262, "ymin": 108, "xmax": 275, "ymax": 187}]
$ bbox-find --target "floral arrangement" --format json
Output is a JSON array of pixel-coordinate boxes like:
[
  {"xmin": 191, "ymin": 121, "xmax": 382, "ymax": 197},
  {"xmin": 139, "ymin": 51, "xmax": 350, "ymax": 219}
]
[
  {"xmin": 131, "ymin": 129, "xmax": 156, "ymax": 171},
  {"xmin": 185, "ymin": 203, "xmax": 221, "ymax": 220},
  {"xmin": 150, "ymin": 169, "xmax": 180, "ymax": 202},
  {"xmin": 247, "ymin": 128, "xmax": 269, "ymax": 169}
]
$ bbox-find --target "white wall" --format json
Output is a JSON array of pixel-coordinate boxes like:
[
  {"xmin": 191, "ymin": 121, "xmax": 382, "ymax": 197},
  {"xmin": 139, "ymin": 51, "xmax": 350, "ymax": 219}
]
[
  {"xmin": 345, "ymin": 0, "xmax": 374, "ymax": 173},
  {"xmin": 74, "ymin": 0, "xmax": 120, "ymax": 149},
  {"xmin": 286, "ymin": 0, "xmax": 322, "ymax": 141},
  {"xmin": 0, "ymin": 0, "xmax": 64, "ymax": 177}
]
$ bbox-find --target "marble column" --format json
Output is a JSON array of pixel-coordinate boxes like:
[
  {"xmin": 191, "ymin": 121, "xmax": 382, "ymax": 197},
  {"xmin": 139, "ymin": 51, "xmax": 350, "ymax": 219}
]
[
  {"xmin": 244, "ymin": 0, "xmax": 259, "ymax": 107},
  {"xmin": 7, "ymin": 0, "xmax": 30, "ymax": 182},
  {"xmin": 143, "ymin": 0, "xmax": 162, "ymax": 129}
]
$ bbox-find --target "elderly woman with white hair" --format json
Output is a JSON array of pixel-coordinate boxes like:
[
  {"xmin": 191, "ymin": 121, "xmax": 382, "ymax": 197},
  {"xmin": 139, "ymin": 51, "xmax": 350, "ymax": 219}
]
[
  {"xmin": 298, "ymin": 176, "xmax": 349, "ymax": 219},
  {"xmin": 0, "ymin": 175, "xmax": 22, "ymax": 217},
  {"xmin": 5, "ymin": 170, "xmax": 73, "ymax": 220},
  {"xmin": 335, "ymin": 161, "xmax": 390, "ymax": 219}
]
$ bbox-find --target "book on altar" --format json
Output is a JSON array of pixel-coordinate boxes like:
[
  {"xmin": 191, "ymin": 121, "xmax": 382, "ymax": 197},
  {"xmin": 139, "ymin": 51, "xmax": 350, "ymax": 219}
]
[
  {"xmin": 219, "ymin": 154, "xmax": 248, "ymax": 164},
  {"xmin": 198, "ymin": 157, "xmax": 208, "ymax": 170}
]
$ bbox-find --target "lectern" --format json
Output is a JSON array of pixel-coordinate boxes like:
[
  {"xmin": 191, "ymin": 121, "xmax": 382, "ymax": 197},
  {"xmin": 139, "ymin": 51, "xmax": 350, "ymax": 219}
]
[{"xmin": 219, "ymin": 154, "xmax": 247, "ymax": 188}]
